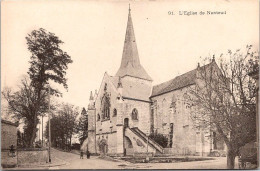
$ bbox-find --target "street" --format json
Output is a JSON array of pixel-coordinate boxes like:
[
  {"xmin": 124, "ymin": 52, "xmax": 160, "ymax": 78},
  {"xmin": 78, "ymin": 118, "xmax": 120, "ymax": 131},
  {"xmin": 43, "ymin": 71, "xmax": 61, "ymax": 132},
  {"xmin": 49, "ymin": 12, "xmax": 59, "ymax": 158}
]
[{"xmin": 50, "ymin": 148, "xmax": 238, "ymax": 169}]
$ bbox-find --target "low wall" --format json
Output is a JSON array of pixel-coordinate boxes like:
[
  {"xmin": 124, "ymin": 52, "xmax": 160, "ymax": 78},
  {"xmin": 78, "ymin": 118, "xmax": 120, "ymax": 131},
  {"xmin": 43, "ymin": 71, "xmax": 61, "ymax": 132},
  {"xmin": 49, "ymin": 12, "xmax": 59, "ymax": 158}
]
[
  {"xmin": 1, "ymin": 149, "xmax": 17, "ymax": 168},
  {"xmin": 17, "ymin": 148, "xmax": 48, "ymax": 166}
]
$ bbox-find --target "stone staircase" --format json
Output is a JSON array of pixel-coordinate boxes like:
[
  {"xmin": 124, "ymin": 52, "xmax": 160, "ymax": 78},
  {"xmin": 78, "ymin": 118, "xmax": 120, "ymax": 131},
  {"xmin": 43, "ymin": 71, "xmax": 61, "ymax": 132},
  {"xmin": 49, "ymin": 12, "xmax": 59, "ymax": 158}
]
[{"xmin": 125, "ymin": 127, "xmax": 164, "ymax": 154}]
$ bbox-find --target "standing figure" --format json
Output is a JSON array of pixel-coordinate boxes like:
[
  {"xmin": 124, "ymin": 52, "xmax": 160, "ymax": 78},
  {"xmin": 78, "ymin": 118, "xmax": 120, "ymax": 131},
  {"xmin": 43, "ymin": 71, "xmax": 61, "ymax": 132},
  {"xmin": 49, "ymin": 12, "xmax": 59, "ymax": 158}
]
[
  {"xmin": 86, "ymin": 150, "xmax": 90, "ymax": 159},
  {"xmin": 80, "ymin": 150, "xmax": 84, "ymax": 159}
]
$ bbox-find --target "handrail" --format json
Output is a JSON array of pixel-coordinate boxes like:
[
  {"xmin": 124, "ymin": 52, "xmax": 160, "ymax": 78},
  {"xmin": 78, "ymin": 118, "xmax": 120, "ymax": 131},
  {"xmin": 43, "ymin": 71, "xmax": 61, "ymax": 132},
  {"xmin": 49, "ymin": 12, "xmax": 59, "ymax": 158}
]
[
  {"xmin": 131, "ymin": 127, "xmax": 164, "ymax": 150},
  {"xmin": 127, "ymin": 127, "xmax": 163, "ymax": 153}
]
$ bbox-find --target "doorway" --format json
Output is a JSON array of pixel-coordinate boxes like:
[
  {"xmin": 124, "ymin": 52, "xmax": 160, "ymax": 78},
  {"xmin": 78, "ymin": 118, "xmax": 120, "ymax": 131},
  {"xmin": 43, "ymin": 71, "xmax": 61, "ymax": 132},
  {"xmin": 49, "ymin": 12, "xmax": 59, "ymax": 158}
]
[{"xmin": 124, "ymin": 118, "xmax": 129, "ymax": 128}]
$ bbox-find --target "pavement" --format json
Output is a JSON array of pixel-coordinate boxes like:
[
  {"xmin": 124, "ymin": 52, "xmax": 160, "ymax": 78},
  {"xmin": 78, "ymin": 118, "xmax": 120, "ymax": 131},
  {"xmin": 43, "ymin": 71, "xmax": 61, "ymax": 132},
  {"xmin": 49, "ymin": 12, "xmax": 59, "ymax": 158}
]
[
  {"xmin": 51, "ymin": 148, "xmax": 233, "ymax": 169},
  {"xmin": 3, "ymin": 148, "xmax": 242, "ymax": 170}
]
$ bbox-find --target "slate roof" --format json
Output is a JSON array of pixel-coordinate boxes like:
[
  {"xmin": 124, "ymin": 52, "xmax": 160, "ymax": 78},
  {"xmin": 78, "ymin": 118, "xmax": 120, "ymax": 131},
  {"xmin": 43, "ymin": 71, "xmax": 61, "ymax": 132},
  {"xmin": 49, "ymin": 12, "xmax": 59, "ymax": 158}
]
[
  {"xmin": 110, "ymin": 76, "xmax": 152, "ymax": 102},
  {"xmin": 151, "ymin": 62, "xmax": 214, "ymax": 97},
  {"xmin": 115, "ymin": 7, "xmax": 152, "ymax": 81}
]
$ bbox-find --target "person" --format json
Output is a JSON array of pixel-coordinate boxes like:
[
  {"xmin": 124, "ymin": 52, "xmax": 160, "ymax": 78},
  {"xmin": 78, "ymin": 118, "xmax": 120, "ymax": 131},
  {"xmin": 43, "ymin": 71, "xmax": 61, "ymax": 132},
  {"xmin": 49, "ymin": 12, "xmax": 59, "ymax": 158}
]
[
  {"xmin": 80, "ymin": 150, "xmax": 84, "ymax": 159},
  {"xmin": 9, "ymin": 145, "xmax": 15, "ymax": 157},
  {"xmin": 86, "ymin": 150, "xmax": 90, "ymax": 159}
]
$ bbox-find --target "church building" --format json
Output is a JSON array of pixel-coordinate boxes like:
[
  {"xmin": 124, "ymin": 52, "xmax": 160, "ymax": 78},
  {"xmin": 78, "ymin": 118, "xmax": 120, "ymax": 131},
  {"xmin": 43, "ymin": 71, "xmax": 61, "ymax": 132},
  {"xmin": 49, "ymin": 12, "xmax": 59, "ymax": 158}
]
[{"xmin": 87, "ymin": 6, "xmax": 225, "ymax": 156}]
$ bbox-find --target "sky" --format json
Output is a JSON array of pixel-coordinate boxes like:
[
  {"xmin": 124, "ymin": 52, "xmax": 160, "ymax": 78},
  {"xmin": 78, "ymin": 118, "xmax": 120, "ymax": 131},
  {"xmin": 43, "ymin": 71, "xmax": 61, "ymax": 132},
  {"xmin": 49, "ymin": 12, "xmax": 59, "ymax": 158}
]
[{"xmin": 2, "ymin": 0, "xmax": 259, "ymax": 110}]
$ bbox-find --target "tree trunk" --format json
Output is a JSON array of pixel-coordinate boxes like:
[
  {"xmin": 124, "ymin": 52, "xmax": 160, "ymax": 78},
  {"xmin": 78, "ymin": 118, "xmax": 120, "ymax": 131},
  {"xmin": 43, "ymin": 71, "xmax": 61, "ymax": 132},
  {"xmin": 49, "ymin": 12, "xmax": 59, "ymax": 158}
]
[
  {"xmin": 29, "ymin": 125, "xmax": 38, "ymax": 147},
  {"xmin": 25, "ymin": 116, "xmax": 38, "ymax": 147},
  {"xmin": 227, "ymin": 148, "xmax": 236, "ymax": 169}
]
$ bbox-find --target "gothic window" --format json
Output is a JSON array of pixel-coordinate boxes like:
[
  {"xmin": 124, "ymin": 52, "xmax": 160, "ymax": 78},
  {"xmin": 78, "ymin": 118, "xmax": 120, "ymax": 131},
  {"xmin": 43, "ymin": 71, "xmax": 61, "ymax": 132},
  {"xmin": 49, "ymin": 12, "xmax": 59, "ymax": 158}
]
[
  {"xmin": 97, "ymin": 114, "xmax": 100, "ymax": 121},
  {"xmin": 101, "ymin": 92, "xmax": 110, "ymax": 121},
  {"xmin": 170, "ymin": 95, "xmax": 177, "ymax": 109},
  {"xmin": 162, "ymin": 99, "xmax": 168, "ymax": 125},
  {"xmin": 131, "ymin": 108, "xmax": 138, "ymax": 120},
  {"xmin": 113, "ymin": 108, "xmax": 117, "ymax": 117}
]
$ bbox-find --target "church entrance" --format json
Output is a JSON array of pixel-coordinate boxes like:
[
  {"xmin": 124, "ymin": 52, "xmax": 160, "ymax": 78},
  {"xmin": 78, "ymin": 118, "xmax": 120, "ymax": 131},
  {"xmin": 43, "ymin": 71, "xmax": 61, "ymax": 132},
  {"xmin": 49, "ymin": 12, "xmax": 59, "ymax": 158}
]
[
  {"xmin": 124, "ymin": 118, "xmax": 129, "ymax": 128},
  {"xmin": 99, "ymin": 139, "xmax": 108, "ymax": 155}
]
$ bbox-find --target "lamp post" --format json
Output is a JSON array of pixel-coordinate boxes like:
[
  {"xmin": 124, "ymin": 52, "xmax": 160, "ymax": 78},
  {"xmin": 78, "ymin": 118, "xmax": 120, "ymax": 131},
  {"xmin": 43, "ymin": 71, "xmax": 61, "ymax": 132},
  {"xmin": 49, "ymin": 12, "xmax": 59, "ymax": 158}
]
[
  {"xmin": 48, "ymin": 85, "xmax": 51, "ymax": 163},
  {"xmin": 42, "ymin": 115, "xmax": 43, "ymax": 147}
]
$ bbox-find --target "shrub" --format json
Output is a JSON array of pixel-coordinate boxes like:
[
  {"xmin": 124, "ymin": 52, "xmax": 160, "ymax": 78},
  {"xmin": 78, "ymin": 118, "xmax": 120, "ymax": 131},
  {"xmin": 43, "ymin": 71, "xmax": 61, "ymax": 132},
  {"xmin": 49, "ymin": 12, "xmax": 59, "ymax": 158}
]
[{"xmin": 149, "ymin": 132, "xmax": 168, "ymax": 148}]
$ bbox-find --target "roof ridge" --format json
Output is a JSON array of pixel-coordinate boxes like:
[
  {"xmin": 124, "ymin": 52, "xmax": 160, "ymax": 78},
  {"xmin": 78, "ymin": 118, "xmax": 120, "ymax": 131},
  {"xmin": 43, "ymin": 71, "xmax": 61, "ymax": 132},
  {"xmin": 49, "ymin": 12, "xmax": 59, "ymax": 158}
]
[
  {"xmin": 153, "ymin": 68, "xmax": 196, "ymax": 88},
  {"xmin": 153, "ymin": 62, "xmax": 212, "ymax": 88},
  {"xmin": 151, "ymin": 62, "xmax": 214, "ymax": 97}
]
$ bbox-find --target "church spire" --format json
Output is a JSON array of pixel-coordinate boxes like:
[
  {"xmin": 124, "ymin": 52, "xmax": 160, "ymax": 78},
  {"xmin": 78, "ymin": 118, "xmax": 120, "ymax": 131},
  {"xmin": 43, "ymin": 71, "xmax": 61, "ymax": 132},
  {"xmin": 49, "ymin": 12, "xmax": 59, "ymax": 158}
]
[{"xmin": 115, "ymin": 5, "xmax": 152, "ymax": 81}]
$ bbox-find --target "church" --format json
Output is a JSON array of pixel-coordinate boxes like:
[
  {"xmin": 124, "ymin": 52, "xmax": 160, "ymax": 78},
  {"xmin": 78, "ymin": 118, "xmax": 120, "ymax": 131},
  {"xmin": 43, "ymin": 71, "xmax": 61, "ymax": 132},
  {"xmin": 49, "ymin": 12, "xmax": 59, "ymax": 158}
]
[{"xmin": 87, "ymin": 7, "xmax": 225, "ymax": 156}]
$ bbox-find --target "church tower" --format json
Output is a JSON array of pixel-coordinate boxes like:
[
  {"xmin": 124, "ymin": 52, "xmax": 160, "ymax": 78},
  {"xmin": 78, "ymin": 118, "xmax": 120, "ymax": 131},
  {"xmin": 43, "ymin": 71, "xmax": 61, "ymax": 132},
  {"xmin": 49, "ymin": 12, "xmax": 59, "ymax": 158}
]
[{"xmin": 115, "ymin": 5, "xmax": 153, "ymax": 138}]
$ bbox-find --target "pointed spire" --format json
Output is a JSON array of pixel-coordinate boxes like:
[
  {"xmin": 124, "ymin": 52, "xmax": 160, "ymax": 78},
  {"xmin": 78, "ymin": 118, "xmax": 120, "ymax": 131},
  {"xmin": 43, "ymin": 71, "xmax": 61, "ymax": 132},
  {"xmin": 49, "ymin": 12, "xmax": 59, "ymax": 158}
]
[
  {"xmin": 120, "ymin": 5, "xmax": 140, "ymax": 68},
  {"xmin": 212, "ymin": 55, "xmax": 215, "ymax": 62},
  {"xmin": 115, "ymin": 5, "xmax": 152, "ymax": 81},
  {"xmin": 89, "ymin": 91, "xmax": 94, "ymax": 100}
]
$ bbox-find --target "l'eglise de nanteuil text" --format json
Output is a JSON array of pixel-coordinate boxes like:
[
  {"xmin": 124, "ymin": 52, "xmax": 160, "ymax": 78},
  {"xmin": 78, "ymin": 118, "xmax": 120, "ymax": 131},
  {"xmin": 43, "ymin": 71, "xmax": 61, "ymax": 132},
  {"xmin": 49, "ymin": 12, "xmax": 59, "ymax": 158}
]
[{"xmin": 178, "ymin": 10, "xmax": 227, "ymax": 16}]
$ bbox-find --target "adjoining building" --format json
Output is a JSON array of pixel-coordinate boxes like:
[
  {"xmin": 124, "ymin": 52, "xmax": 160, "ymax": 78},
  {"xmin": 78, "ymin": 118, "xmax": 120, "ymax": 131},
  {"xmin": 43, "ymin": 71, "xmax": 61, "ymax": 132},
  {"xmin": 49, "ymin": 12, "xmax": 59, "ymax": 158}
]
[
  {"xmin": 1, "ymin": 120, "xmax": 19, "ymax": 168},
  {"xmin": 87, "ymin": 7, "xmax": 225, "ymax": 156}
]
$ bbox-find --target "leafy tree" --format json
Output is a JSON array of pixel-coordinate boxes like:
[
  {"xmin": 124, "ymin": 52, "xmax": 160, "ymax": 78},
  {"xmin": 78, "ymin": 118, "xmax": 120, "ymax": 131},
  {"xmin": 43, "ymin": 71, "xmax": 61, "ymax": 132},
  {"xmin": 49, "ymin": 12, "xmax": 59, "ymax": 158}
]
[
  {"xmin": 26, "ymin": 28, "xmax": 73, "ymax": 97},
  {"xmin": 149, "ymin": 132, "xmax": 168, "ymax": 148},
  {"xmin": 3, "ymin": 28, "xmax": 72, "ymax": 147},
  {"xmin": 46, "ymin": 103, "xmax": 78, "ymax": 150},
  {"xmin": 77, "ymin": 107, "xmax": 88, "ymax": 144},
  {"xmin": 187, "ymin": 46, "xmax": 258, "ymax": 169}
]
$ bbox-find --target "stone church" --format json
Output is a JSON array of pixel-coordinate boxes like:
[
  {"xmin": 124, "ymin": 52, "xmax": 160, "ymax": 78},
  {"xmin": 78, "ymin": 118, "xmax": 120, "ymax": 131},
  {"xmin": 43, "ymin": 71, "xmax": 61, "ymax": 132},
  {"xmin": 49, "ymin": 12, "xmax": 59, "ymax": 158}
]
[{"xmin": 87, "ymin": 7, "xmax": 225, "ymax": 156}]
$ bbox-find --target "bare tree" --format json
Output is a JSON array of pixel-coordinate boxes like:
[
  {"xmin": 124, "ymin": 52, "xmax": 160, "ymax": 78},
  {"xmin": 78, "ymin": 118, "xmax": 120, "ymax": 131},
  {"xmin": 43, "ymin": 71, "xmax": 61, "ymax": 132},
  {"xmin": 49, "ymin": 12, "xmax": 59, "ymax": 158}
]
[
  {"xmin": 2, "ymin": 76, "xmax": 49, "ymax": 147},
  {"xmin": 187, "ymin": 46, "xmax": 258, "ymax": 169}
]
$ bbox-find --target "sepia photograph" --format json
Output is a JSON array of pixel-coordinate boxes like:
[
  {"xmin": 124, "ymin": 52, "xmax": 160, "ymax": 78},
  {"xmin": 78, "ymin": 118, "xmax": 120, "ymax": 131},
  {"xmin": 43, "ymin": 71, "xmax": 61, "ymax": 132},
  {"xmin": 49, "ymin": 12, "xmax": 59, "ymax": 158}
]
[{"xmin": 1, "ymin": 0, "xmax": 259, "ymax": 169}]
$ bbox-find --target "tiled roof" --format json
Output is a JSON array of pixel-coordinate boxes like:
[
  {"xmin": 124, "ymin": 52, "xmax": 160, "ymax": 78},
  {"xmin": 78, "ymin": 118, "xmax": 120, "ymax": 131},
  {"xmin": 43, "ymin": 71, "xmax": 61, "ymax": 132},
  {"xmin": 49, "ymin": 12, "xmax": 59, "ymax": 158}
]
[{"xmin": 151, "ymin": 62, "xmax": 214, "ymax": 97}]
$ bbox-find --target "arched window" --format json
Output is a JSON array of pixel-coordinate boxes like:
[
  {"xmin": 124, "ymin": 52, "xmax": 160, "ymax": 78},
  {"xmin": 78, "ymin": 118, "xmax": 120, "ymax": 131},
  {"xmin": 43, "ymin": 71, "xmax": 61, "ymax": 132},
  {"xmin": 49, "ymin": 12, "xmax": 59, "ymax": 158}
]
[
  {"xmin": 113, "ymin": 108, "xmax": 117, "ymax": 117},
  {"xmin": 162, "ymin": 99, "xmax": 168, "ymax": 125},
  {"xmin": 132, "ymin": 108, "xmax": 138, "ymax": 120},
  {"xmin": 101, "ymin": 93, "xmax": 110, "ymax": 120},
  {"xmin": 97, "ymin": 114, "xmax": 100, "ymax": 121}
]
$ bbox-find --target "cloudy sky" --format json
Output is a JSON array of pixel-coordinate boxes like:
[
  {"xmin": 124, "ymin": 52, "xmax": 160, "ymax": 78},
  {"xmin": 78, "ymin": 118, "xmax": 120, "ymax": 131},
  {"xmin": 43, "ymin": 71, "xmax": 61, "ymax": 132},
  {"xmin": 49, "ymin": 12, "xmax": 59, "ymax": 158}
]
[{"xmin": 2, "ymin": 0, "xmax": 259, "ymax": 109}]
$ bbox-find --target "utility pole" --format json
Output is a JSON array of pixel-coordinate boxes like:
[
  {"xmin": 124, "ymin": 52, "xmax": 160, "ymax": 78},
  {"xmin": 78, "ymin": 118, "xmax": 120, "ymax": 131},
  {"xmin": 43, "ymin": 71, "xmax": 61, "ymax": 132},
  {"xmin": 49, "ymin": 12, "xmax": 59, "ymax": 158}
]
[
  {"xmin": 42, "ymin": 115, "xmax": 43, "ymax": 146},
  {"xmin": 48, "ymin": 85, "xmax": 51, "ymax": 163},
  {"xmin": 38, "ymin": 123, "xmax": 40, "ymax": 142}
]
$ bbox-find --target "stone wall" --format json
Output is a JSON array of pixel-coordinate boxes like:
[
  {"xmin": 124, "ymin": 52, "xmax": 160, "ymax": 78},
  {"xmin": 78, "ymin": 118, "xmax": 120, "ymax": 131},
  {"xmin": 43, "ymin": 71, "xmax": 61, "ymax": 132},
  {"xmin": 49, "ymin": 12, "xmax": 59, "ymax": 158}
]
[
  {"xmin": 96, "ymin": 132, "xmax": 117, "ymax": 154},
  {"xmin": 151, "ymin": 86, "xmax": 211, "ymax": 156},
  {"xmin": 123, "ymin": 99, "xmax": 151, "ymax": 134},
  {"xmin": 1, "ymin": 150, "xmax": 17, "ymax": 168},
  {"xmin": 17, "ymin": 148, "xmax": 48, "ymax": 166}
]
